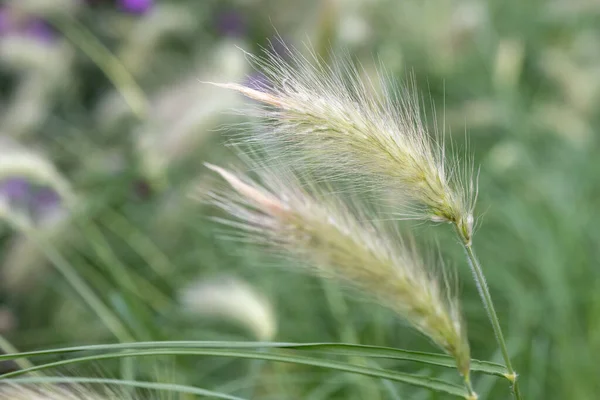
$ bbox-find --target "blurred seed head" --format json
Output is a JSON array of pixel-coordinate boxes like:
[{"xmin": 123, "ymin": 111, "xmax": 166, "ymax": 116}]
[
  {"xmin": 129, "ymin": 41, "xmax": 248, "ymax": 186},
  {"xmin": 209, "ymin": 45, "xmax": 477, "ymax": 243},
  {"xmin": 203, "ymin": 161, "xmax": 471, "ymax": 376},
  {"xmin": 0, "ymin": 381, "xmax": 142, "ymax": 400},
  {"xmin": 0, "ymin": 20, "xmax": 73, "ymax": 136},
  {"xmin": 133, "ymin": 74, "xmax": 241, "ymax": 186},
  {"xmin": 0, "ymin": 139, "xmax": 74, "ymax": 228},
  {"xmin": 4, "ymin": 0, "xmax": 80, "ymax": 17},
  {"xmin": 0, "ymin": 384, "xmax": 96, "ymax": 400},
  {"xmin": 179, "ymin": 276, "xmax": 277, "ymax": 341},
  {"xmin": 0, "ymin": 139, "xmax": 76, "ymax": 292},
  {"xmin": 0, "ymin": 6, "xmax": 62, "ymax": 76},
  {"xmin": 117, "ymin": 4, "xmax": 198, "ymax": 75},
  {"xmin": 0, "ymin": 33, "xmax": 64, "ymax": 70}
]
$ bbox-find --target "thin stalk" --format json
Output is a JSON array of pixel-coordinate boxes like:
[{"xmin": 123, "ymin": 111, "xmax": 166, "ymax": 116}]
[
  {"xmin": 463, "ymin": 374, "xmax": 477, "ymax": 400},
  {"xmin": 456, "ymin": 228, "xmax": 521, "ymax": 399}
]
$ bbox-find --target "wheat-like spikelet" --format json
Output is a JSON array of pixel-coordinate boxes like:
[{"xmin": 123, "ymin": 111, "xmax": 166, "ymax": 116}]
[
  {"xmin": 203, "ymin": 162, "xmax": 471, "ymax": 378},
  {"xmin": 207, "ymin": 46, "xmax": 477, "ymax": 244}
]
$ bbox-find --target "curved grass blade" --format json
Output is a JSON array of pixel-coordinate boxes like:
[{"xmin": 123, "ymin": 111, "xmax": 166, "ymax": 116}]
[
  {"xmin": 0, "ymin": 349, "xmax": 469, "ymax": 398},
  {"xmin": 0, "ymin": 376, "xmax": 246, "ymax": 400},
  {"xmin": 0, "ymin": 341, "xmax": 507, "ymax": 377}
]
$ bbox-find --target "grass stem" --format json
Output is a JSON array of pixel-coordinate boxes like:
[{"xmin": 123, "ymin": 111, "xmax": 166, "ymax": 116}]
[
  {"xmin": 457, "ymin": 229, "xmax": 522, "ymax": 399},
  {"xmin": 463, "ymin": 374, "xmax": 477, "ymax": 400}
]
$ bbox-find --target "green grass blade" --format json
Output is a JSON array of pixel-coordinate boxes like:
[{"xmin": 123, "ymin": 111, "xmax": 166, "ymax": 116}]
[
  {"xmin": 0, "ymin": 341, "xmax": 507, "ymax": 377},
  {"xmin": 0, "ymin": 349, "xmax": 469, "ymax": 398},
  {"xmin": 0, "ymin": 376, "xmax": 246, "ymax": 399}
]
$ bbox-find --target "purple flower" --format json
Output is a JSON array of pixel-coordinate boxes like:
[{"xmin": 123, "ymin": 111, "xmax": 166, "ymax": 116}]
[
  {"xmin": 23, "ymin": 20, "xmax": 56, "ymax": 43},
  {"xmin": 0, "ymin": 177, "xmax": 63, "ymax": 223},
  {"xmin": 215, "ymin": 10, "xmax": 246, "ymax": 38},
  {"xmin": 0, "ymin": 7, "xmax": 56, "ymax": 43},
  {"xmin": 118, "ymin": 0, "xmax": 153, "ymax": 14},
  {"xmin": 0, "ymin": 178, "xmax": 31, "ymax": 202},
  {"xmin": 33, "ymin": 186, "xmax": 62, "ymax": 216}
]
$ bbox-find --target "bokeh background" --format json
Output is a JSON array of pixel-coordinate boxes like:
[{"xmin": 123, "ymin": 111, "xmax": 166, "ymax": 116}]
[{"xmin": 1, "ymin": 0, "xmax": 599, "ymax": 399}]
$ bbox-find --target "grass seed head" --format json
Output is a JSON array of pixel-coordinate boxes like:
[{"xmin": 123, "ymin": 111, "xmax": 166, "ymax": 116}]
[
  {"xmin": 210, "ymin": 45, "xmax": 477, "ymax": 243},
  {"xmin": 204, "ymin": 162, "xmax": 471, "ymax": 376}
]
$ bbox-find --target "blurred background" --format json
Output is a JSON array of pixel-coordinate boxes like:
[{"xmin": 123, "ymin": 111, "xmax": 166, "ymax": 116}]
[{"xmin": 0, "ymin": 0, "xmax": 599, "ymax": 398}]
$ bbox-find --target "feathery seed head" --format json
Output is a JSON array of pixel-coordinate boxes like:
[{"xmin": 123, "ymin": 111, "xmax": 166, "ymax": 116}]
[
  {"xmin": 210, "ymin": 46, "xmax": 476, "ymax": 243},
  {"xmin": 204, "ymin": 162, "xmax": 471, "ymax": 376},
  {"xmin": 179, "ymin": 275, "xmax": 278, "ymax": 341}
]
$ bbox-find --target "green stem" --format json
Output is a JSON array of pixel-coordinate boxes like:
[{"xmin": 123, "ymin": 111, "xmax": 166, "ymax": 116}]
[
  {"xmin": 457, "ymin": 230, "xmax": 522, "ymax": 399},
  {"xmin": 463, "ymin": 374, "xmax": 477, "ymax": 400}
]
